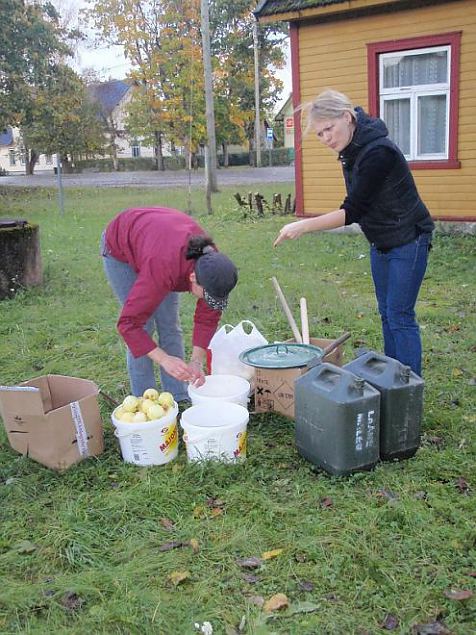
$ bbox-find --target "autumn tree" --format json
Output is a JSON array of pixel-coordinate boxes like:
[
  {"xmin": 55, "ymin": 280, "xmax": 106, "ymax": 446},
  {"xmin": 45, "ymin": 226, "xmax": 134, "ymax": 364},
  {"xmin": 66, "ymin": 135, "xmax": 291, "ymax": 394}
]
[
  {"xmin": 210, "ymin": 0, "xmax": 286, "ymax": 163},
  {"xmin": 22, "ymin": 65, "xmax": 107, "ymax": 173},
  {"xmin": 85, "ymin": 0, "xmax": 206, "ymax": 170}
]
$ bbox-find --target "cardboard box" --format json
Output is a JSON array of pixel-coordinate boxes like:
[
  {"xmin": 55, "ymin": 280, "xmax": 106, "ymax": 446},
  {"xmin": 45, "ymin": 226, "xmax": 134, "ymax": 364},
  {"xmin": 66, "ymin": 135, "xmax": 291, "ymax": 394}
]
[
  {"xmin": 254, "ymin": 337, "xmax": 345, "ymax": 419},
  {"xmin": 0, "ymin": 374, "xmax": 104, "ymax": 470}
]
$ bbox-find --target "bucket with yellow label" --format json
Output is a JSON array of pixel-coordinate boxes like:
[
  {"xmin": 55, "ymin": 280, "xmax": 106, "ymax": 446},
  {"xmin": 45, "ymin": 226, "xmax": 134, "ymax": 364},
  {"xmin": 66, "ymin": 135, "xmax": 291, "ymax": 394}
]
[{"xmin": 112, "ymin": 402, "xmax": 179, "ymax": 466}]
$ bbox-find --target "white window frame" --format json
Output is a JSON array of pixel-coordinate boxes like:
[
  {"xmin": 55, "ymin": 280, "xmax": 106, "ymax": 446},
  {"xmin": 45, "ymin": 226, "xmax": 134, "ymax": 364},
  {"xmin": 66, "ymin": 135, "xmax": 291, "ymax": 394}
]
[
  {"xmin": 379, "ymin": 45, "xmax": 450, "ymax": 161},
  {"xmin": 131, "ymin": 143, "xmax": 141, "ymax": 158}
]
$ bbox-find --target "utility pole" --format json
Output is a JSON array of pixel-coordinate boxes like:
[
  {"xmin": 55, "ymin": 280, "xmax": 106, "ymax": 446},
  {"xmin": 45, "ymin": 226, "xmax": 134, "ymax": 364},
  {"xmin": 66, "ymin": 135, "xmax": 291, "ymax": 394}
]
[
  {"xmin": 56, "ymin": 151, "xmax": 64, "ymax": 216},
  {"xmin": 200, "ymin": 0, "xmax": 218, "ymax": 209},
  {"xmin": 253, "ymin": 18, "xmax": 261, "ymax": 168}
]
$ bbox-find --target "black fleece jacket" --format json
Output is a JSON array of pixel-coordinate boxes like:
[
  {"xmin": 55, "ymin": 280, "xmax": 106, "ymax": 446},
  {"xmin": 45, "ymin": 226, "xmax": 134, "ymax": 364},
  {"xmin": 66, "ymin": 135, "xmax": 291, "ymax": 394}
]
[{"xmin": 339, "ymin": 108, "xmax": 434, "ymax": 250}]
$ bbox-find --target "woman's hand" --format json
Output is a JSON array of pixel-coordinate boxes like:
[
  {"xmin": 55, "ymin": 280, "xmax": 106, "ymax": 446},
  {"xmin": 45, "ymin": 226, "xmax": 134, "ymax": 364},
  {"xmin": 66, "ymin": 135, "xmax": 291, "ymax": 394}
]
[
  {"xmin": 187, "ymin": 359, "xmax": 205, "ymax": 387},
  {"xmin": 274, "ymin": 210, "xmax": 347, "ymax": 247},
  {"xmin": 273, "ymin": 220, "xmax": 308, "ymax": 247},
  {"xmin": 159, "ymin": 354, "xmax": 196, "ymax": 382}
]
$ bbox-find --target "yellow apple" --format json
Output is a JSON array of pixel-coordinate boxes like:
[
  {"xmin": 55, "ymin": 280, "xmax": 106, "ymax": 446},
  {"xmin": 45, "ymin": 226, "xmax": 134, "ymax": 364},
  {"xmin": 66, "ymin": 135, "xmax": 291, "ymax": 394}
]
[
  {"xmin": 147, "ymin": 403, "xmax": 165, "ymax": 421},
  {"xmin": 114, "ymin": 406, "xmax": 125, "ymax": 420},
  {"xmin": 143, "ymin": 388, "xmax": 160, "ymax": 401},
  {"xmin": 141, "ymin": 398, "xmax": 155, "ymax": 414},
  {"xmin": 122, "ymin": 395, "xmax": 140, "ymax": 412},
  {"xmin": 158, "ymin": 391, "xmax": 174, "ymax": 409},
  {"xmin": 132, "ymin": 411, "xmax": 147, "ymax": 423},
  {"xmin": 119, "ymin": 411, "xmax": 135, "ymax": 423}
]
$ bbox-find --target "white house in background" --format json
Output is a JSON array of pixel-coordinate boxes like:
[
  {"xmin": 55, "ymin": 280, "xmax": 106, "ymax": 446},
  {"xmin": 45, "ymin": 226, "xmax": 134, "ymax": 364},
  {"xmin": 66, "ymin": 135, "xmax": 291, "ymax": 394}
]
[
  {"xmin": 87, "ymin": 79, "xmax": 157, "ymax": 162},
  {"xmin": 0, "ymin": 79, "xmax": 157, "ymax": 175},
  {"xmin": 0, "ymin": 127, "xmax": 55, "ymax": 174},
  {"xmin": 274, "ymin": 93, "xmax": 295, "ymax": 149}
]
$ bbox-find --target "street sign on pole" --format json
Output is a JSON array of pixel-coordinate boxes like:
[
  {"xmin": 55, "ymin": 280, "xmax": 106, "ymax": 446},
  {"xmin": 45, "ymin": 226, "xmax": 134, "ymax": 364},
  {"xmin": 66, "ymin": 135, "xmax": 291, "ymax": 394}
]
[{"xmin": 266, "ymin": 128, "xmax": 273, "ymax": 166}]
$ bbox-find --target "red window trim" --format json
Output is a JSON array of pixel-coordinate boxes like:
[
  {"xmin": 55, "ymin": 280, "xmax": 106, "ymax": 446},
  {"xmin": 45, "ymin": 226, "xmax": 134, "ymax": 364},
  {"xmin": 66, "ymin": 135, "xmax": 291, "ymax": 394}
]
[{"xmin": 367, "ymin": 32, "xmax": 461, "ymax": 170}]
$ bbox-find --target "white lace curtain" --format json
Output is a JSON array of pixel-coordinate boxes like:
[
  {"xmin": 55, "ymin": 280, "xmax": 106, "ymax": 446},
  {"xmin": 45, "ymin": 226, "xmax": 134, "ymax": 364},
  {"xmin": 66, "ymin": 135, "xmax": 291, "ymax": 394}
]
[{"xmin": 382, "ymin": 50, "xmax": 448, "ymax": 156}]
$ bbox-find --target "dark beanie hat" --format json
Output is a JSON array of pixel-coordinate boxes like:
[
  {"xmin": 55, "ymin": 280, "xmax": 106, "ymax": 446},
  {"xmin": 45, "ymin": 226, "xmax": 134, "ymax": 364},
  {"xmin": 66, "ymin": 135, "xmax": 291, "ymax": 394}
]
[{"xmin": 195, "ymin": 250, "xmax": 238, "ymax": 311}]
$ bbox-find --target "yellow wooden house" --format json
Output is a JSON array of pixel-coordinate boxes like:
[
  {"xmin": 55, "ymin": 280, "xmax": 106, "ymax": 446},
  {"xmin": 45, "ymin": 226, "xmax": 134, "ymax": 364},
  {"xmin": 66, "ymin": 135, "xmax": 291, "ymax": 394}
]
[{"xmin": 255, "ymin": 0, "xmax": 475, "ymax": 222}]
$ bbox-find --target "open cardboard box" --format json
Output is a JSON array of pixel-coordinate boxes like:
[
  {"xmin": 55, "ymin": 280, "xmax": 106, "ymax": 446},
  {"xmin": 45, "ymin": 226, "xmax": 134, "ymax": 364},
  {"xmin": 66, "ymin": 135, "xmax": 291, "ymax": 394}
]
[
  {"xmin": 254, "ymin": 337, "xmax": 345, "ymax": 419},
  {"xmin": 0, "ymin": 374, "xmax": 104, "ymax": 471}
]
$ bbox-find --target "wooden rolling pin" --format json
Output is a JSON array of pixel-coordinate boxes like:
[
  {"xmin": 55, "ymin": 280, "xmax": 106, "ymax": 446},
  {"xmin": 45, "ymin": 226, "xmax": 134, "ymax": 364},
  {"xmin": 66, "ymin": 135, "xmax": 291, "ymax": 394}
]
[{"xmin": 271, "ymin": 276, "xmax": 303, "ymax": 344}]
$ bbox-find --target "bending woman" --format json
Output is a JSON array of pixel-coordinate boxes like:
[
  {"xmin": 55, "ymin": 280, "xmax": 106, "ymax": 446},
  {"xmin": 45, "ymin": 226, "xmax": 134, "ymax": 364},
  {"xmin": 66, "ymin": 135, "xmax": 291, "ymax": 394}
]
[
  {"xmin": 102, "ymin": 206, "xmax": 238, "ymax": 401},
  {"xmin": 274, "ymin": 89, "xmax": 434, "ymax": 376}
]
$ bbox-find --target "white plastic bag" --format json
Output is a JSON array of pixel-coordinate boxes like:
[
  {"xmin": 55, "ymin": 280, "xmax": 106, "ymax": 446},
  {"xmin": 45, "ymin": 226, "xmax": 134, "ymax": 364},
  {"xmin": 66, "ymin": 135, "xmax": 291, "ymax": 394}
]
[{"xmin": 208, "ymin": 320, "xmax": 268, "ymax": 380}]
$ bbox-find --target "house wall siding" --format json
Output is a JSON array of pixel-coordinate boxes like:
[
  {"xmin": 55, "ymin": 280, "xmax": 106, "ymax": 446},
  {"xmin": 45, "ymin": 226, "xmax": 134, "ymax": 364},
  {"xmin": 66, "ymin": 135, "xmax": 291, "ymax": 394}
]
[{"xmin": 296, "ymin": 0, "xmax": 476, "ymax": 220}]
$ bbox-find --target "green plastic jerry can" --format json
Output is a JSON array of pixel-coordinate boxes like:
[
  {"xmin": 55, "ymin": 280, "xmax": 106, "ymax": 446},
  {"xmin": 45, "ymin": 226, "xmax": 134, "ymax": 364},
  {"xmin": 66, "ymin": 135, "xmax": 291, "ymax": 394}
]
[{"xmin": 294, "ymin": 363, "xmax": 380, "ymax": 476}]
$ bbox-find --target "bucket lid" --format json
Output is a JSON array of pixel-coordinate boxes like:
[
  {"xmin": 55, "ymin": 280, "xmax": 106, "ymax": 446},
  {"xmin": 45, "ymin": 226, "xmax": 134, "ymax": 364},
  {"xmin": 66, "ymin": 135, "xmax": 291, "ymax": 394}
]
[{"xmin": 239, "ymin": 342, "xmax": 323, "ymax": 369}]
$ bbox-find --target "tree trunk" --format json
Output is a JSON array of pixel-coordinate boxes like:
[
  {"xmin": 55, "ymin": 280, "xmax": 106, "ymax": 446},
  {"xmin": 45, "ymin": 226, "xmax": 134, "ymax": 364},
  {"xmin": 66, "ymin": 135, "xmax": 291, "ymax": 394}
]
[
  {"xmin": 112, "ymin": 143, "xmax": 119, "ymax": 171},
  {"xmin": 155, "ymin": 131, "xmax": 164, "ymax": 171},
  {"xmin": 222, "ymin": 143, "xmax": 229, "ymax": 168},
  {"xmin": 61, "ymin": 155, "xmax": 74, "ymax": 173},
  {"xmin": 0, "ymin": 222, "xmax": 43, "ymax": 300},
  {"xmin": 248, "ymin": 138, "xmax": 254, "ymax": 167}
]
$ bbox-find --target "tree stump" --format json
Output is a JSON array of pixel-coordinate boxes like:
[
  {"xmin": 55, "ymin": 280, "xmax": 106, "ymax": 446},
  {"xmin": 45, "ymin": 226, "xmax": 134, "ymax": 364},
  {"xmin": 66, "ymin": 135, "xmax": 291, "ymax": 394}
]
[{"xmin": 0, "ymin": 220, "xmax": 43, "ymax": 300}]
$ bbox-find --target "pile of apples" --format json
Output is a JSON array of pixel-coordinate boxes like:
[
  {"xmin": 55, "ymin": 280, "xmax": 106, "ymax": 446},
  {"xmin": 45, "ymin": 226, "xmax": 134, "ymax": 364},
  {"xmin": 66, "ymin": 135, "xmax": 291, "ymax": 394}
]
[{"xmin": 114, "ymin": 388, "xmax": 175, "ymax": 423}]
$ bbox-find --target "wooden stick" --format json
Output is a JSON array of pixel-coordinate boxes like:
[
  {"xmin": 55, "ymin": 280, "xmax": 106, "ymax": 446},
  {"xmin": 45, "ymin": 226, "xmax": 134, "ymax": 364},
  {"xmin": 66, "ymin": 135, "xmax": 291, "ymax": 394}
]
[
  {"xmin": 271, "ymin": 276, "xmax": 303, "ymax": 343},
  {"xmin": 300, "ymin": 297, "xmax": 310, "ymax": 345}
]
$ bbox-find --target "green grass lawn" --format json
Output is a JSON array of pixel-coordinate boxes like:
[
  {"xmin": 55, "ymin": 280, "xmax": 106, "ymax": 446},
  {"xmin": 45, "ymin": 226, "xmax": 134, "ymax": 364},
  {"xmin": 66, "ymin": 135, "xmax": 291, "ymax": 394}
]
[{"xmin": 0, "ymin": 184, "xmax": 475, "ymax": 635}]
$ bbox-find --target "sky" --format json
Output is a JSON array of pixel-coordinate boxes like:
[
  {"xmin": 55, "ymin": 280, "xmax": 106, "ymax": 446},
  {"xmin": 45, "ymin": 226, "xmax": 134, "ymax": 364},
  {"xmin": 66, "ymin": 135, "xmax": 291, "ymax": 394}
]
[{"xmin": 59, "ymin": 0, "xmax": 292, "ymax": 110}]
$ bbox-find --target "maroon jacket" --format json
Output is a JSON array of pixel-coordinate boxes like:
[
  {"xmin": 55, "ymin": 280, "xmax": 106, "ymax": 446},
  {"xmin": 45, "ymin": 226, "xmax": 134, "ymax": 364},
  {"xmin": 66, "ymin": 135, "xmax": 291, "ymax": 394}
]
[{"xmin": 105, "ymin": 207, "xmax": 221, "ymax": 358}]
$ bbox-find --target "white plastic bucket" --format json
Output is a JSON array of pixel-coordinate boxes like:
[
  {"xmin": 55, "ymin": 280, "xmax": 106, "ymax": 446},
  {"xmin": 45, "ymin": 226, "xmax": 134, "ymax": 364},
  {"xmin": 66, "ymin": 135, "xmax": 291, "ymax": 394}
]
[
  {"xmin": 111, "ymin": 402, "xmax": 179, "ymax": 466},
  {"xmin": 180, "ymin": 401, "xmax": 249, "ymax": 462},
  {"xmin": 188, "ymin": 374, "xmax": 250, "ymax": 408}
]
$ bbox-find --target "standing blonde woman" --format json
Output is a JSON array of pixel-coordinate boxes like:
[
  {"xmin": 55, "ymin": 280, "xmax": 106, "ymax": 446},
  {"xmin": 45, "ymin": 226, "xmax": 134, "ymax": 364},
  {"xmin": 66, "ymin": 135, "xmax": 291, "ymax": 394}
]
[{"xmin": 274, "ymin": 89, "xmax": 434, "ymax": 376}]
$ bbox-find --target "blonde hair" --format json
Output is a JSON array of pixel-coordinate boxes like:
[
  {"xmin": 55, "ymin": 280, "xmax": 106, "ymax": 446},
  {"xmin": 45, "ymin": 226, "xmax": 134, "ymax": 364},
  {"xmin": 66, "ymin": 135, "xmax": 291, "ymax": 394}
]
[{"xmin": 298, "ymin": 89, "xmax": 357, "ymax": 135}]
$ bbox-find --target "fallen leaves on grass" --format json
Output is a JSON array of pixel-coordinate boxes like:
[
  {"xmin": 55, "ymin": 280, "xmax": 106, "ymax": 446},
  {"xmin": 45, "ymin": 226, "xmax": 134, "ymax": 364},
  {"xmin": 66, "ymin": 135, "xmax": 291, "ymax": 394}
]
[
  {"xmin": 443, "ymin": 588, "xmax": 473, "ymax": 600},
  {"xmin": 297, "ymin": 580, "xmax": 314, "ymax": 592},
  {"xmin": 320, "ymin": 496, "xmax": 333, "ymax": 508},
  {"xmin": 159, "ymin": 517, "xmax": 175, "ymax": 530},
  {"xmin": 168, "ymin": 570, "xmax": 190, "ymax": 586},
  {"xmin": 263, "ymin": 593, "xmax": 289, "ymax": 613},
  {"xmin": 242, "ymin": 573, "xmax": 259, "ymax": 584},
  {"xmin": 236, "ymin": 556, "xmax": 263, "ymax": 569},
  {"xmin": 13, "ymin": 540, "xmax": 37, "ymax": 554},
  {"xmin": 454, "ymin": 477, "xmax": 470, "ymax": 494},
  {"xmin": 159, "ymin": 540, "xmax": 186, "ymax": 552},
  {"xmin": 247, "ymin": 595, "xmax": 265, "ymax": 607},
  {"xmin": 411, "ymin": 620, "xmax": 452, "ymax": 634},
  {"xmin": 189, "ymin": 538, "xmax": 200, "ymax": 553},
  {"xmin": 60, "ymin": 591, "xmax": 84, "ymax": 612},
  {"xmin": 381, "ymin": 614, "xmax": 399, "ymax": 630},
  {"xmin": 261, "ymin": 548, "xmax": 283, "ymax": 560},
  {"xmin": 376, "ymin": 489, "xmax": 398, "ymax": 503},
  {"xmin": 206, "ymin": 497, "xmax": 225, "ymax": 508}
]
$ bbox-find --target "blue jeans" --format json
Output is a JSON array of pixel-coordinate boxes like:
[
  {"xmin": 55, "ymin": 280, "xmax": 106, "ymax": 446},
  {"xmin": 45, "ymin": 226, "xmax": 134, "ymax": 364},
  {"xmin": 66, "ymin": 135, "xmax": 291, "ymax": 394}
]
[
  {"xmin": 370, "ymin": 233, "xmax": 431, "ymax": 377},
  {"xmin": 101, "ymin": 234, "xmax": 189, "ymax": 401}
]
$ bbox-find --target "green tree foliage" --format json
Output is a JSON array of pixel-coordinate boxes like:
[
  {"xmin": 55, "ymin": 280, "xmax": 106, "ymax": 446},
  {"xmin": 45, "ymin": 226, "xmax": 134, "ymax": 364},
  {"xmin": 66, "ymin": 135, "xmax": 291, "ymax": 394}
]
[
  {"xmin": 85, "ymin": 0, "xmax": 286, "ymax": 163},
  {"xmin": 0, "ymin": 0, "xmax": 70, "ymax": 128},
  {"xmin": 1, "ymin": 0, "xmax": 106, "ymax": 173},
  {"xmin": 210, "ymin": 0, "xmax": 286, "ymax": 155},
  {"xmin": 86, "ymin": 0, "xmax": 206, "ymax": 169},
  {"xmin": 21, "ymin": 66, "xmax": 107, "ymax": 173}
]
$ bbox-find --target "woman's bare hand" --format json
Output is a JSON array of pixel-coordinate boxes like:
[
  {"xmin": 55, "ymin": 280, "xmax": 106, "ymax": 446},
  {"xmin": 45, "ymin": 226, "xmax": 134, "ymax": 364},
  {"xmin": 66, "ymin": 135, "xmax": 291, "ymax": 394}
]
[
  {"xmin": 160, "ymin": 354, "xmax": 195, "ymax": 382},
  {"xmin": 187, "ymin": 360, "xmax": 205, "ymax": 387},
  {"xmin": 273, "ymin": 221, "xmax": 307, "ymax": 247}
]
